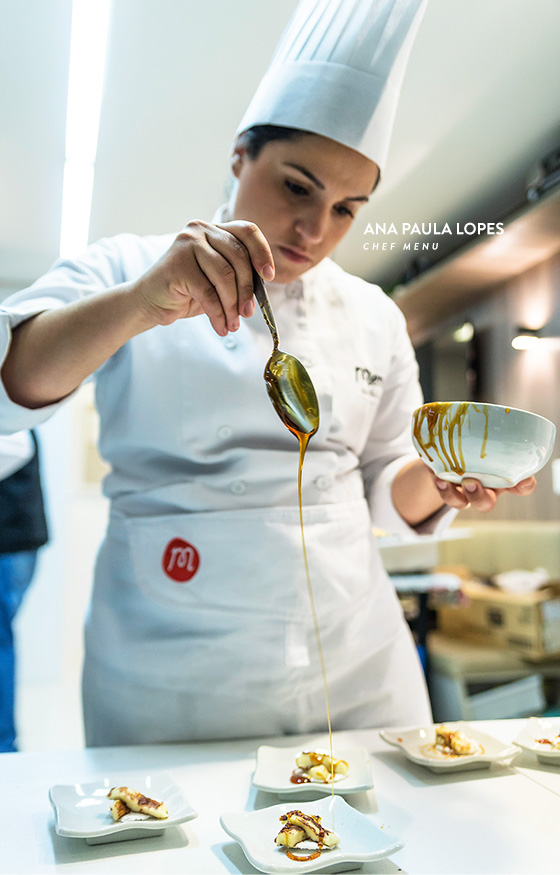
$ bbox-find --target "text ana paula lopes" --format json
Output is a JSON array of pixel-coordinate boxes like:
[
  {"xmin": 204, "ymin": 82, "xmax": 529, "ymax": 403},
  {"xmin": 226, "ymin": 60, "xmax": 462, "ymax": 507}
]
[{"xmin": 363, "ymin": 221, "xmax": 504, "ymax": 251}]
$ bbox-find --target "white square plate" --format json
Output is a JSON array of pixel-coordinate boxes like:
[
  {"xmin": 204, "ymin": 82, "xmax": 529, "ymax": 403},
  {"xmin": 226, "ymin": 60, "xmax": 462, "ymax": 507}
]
[
  {"xmin": 513, "ymin": 716, "xmax": 560, "ymax": 764},
  {"xmin": 253, "ymin": 744, "xmax": 373, "ymax": 797},
  {"xmin": 49, "ymin": 771, "xmax": 197, "ymax": 844},
  {"xmin": 379, "ymin": 722, "xmax": 519, "ymax": 773},
  {"xmin": 220, "ymin": 794, "xmax": 403, "ymax": 874}
]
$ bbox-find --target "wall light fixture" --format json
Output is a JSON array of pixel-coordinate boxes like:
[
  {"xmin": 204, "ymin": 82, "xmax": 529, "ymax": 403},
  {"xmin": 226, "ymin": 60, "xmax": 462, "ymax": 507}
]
[{"xmin": 512, "ymin": 325, "xmax": 560, "ymax": 350}]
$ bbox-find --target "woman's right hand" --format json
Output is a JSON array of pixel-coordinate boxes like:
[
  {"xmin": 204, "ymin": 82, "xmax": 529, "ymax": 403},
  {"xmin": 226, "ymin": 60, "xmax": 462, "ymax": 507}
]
[
  {"xmin": 1, "ymin": 220, "xmax": 275, "ymax": 409},
  {"xmin": 135, "ymin": 220, "xmax": 275, "ymax": 336}
]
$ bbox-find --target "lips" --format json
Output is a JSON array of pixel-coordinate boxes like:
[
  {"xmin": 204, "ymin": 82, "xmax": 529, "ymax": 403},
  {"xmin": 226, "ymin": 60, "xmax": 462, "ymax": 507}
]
[{"xmin": 277, "ymin": 245, "xmax": 311, "ymax": 264}]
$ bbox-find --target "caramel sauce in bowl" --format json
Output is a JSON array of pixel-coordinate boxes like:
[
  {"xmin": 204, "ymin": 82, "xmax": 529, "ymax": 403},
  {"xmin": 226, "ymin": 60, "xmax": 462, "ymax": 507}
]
[{"xmin": 412, "ymin": 401, "xmax": 556, "ymax": 488}]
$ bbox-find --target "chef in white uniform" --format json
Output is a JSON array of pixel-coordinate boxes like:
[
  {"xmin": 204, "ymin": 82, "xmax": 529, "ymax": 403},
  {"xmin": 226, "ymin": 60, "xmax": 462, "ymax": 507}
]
[{"xmin": 0, "ymin": 0, "xmax": 536, "ymax": 746}]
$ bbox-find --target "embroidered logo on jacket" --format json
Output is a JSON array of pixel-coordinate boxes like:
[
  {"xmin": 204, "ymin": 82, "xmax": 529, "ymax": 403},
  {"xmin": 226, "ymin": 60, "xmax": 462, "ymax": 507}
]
[
  {"xmin": 355, "ymin": 367, "xmax": 383, "ymax": 396},
  {"xmin": 162, "ymin": 537, "xmax": 200, "ymax": 582}
]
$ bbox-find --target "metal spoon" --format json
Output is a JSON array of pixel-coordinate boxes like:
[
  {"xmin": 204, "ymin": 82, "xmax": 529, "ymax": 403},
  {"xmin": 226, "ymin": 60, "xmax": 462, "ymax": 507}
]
[{"xmin": 252, "ymin": 268, "xmax": 320, "ymax": 438}]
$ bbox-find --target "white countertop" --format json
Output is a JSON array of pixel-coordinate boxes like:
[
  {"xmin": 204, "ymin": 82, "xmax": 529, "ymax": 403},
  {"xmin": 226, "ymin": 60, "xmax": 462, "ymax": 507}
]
[{"xmin": 1, "ymin": 719, "xmax": 559, "ymax": 875}]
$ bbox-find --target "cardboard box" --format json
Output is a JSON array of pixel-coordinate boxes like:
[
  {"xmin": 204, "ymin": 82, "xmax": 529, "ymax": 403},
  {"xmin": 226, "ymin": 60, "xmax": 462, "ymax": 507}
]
[{"xmin": 436, "ymin": 579, "xmax": 560, "ymax": 660}]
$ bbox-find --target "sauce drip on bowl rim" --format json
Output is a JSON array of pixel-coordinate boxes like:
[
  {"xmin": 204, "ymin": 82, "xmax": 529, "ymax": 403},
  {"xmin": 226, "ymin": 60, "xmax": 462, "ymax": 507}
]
[{"xmin": 412, "ymin": 401, "xmax": 491, "ymax": 476}]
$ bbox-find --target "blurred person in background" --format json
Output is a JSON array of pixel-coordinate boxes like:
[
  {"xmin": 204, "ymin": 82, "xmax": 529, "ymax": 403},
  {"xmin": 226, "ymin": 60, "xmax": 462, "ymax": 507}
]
[{"xmin": 0, "ymin": 430, "xmax": 49, "ymax": 752}]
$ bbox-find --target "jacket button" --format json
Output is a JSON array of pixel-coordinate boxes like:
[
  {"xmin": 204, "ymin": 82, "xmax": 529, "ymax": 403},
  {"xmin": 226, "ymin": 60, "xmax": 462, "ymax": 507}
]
[
  {"xmin": 230, "ymin": 480, "xmax": 246, "ymax": 494},
  {"xmin": 225, "ymin": 337, "xmax": 237, "ymax": 349},
  {"xmin": 314, "ymin": 475, "xmax": 332, "ymax": 490},
  {"xmin": 218, "ymin": 425, "xmax": 233, "ymax": 439}
]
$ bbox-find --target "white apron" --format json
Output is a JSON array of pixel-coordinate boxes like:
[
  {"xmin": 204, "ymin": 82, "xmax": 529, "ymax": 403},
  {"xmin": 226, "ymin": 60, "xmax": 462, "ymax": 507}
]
[{"xmin": 83, "ymin": 498, "xmax": 430, "ymax": 745}]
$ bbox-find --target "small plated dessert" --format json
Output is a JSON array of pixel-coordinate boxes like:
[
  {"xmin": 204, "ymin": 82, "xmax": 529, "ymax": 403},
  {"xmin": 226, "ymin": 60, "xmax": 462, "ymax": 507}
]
[
  {"xmin": 291, "ymin": 750, "xmax": 349, "ymax": 785},
  {"xmin": 275, "ymin": 809, "xmax": 340, "ymax": 862},
  {"xmin": 252, "ymin": 742, "xmax": 373, "ymax": 797},
  {"xmin": 514, "ymin": 717, "xmax": 560, "ymax": 765},
  {"xmin": 107, "ymin": 785, "xmax": 169, "ymax": 820},
  {"xmin": 380, "ymin": 722, "xmax": 518, "ymax": 773}
]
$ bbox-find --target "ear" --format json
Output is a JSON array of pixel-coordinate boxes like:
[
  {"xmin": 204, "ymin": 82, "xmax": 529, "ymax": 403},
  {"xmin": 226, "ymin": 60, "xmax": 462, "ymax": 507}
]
[{"xmin": 230, "ymin": 138, "xmax": 247, "ymax": 179}]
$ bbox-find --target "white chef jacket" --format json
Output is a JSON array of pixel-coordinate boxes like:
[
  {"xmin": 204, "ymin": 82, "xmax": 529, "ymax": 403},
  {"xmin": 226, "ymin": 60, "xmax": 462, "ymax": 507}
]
[
  {"xmin": 0, "ymin": 228, "xmax": 443, "ymax": 745},
  {"xmin": 0, "ymin": 431, "xmax": 33, "ymax": 480}
]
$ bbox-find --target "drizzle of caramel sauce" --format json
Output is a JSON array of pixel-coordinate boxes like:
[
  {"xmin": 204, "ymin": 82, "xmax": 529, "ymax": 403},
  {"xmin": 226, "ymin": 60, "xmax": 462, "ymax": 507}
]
[
  {"xmin": 412, "ymin": 401, "xmax": 490, "ymax": 475},
  {"xmin": 290, "ymin": 770, "xmax": 311, "ymax": 784},
  {"xmin": 286, "ymin": 849, "xmax": 322, "ymax": 862},
  {"xmin": 279, "ymin": 811, "xmax": 325, "ymax": 861},
  {"xmin": 295, "ymin": 432, "xmax": 336, "ymax": 811},
  {"xmin": 302, "ymin": 751, "xmax": 325, "ymax": 766}
]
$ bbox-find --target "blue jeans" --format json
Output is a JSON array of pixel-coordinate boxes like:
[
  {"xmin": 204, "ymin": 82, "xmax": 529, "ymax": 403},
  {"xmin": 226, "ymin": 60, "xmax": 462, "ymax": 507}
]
[{"xmin": 0, "ymin": 551, "xmax": 38, "ymax": 753}]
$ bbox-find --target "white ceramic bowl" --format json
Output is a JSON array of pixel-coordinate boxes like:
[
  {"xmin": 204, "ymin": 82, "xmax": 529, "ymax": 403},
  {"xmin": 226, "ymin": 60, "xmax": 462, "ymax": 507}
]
[{"xmin": 412, "ymin": 401, "xmax": 556, "ymax": 488}]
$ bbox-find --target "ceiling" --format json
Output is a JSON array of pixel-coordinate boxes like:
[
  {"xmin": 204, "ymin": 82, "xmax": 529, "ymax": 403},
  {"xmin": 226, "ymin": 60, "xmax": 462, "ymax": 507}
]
[{"xmin": 1, "ymin": 0, "xmax": 560, "ymax": 298}]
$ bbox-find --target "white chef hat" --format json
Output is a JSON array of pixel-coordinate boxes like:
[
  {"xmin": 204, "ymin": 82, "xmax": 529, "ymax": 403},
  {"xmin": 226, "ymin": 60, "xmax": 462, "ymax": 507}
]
[{"xmin": 236, "ymin": 0, "xmax": 428, "ymax": 175}]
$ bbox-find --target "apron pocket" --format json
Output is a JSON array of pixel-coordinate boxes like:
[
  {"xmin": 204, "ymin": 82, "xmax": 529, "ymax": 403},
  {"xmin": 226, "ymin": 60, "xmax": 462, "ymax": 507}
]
[
  {"xmin": 124, "ymin": 506, "xmax": 305, "ymax": 619},
  {"xmin": 123, "ymin": 500, "xmax": 373, "ymax": 623}
]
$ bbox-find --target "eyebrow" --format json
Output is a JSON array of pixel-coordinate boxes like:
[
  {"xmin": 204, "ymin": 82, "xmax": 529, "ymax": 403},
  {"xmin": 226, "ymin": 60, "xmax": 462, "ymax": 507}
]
[{"xmin": 284, "ymin": 162, "xmax": 370, "ymax": 202}]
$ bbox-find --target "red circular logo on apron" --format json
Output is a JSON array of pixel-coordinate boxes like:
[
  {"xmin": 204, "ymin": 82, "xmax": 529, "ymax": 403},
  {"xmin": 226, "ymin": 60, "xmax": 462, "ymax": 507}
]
[{"xmin": 162, "ymin": 538, "xmax": 200, "ymax": 582}]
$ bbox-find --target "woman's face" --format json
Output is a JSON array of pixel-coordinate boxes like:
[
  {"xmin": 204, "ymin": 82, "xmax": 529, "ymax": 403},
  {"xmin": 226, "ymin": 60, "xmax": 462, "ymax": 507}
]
[{"xmin": 229, "ymin": 133, "xmax": 379, "ymax": 285}]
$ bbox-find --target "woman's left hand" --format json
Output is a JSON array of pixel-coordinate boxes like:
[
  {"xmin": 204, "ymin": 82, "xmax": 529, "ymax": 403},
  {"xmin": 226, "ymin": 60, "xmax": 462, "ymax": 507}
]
[
  {"xmin": 391, "ymin": 459, "xmax": 538, "ymax": 527},
  {"xmin": 433, "ymin": 474, "xmax": 537, "ymax": 513}
]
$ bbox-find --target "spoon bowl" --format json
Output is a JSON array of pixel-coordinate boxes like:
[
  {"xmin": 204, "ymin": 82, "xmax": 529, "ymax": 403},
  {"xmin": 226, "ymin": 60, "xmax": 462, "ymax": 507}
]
[
  {"xmin": 252, "ymin": 267, "xmax": 319, "ymax": 437},
  {"xmin": 264, "ymin": 349, "xmax": 319, "ymax": 437}
]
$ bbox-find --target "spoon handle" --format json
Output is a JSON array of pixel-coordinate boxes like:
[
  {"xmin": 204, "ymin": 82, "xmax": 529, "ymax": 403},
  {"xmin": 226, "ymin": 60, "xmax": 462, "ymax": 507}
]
[{"xmin": 252, "ymin": 267, "xmax": 280, "ymax": 348}]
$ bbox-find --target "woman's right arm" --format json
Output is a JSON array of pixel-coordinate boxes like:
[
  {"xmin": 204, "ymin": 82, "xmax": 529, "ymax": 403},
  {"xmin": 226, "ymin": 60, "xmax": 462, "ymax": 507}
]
[
  {"xmin": 2, "ymin": 283, "xmax": 158, "ymax": 408},
  {"xmin": 1, "ymin": 220, "xmax": 275, "ymax": 409}
]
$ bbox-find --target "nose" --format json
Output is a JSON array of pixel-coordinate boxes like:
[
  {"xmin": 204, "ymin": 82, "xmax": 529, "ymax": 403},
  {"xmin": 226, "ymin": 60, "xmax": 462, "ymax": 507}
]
[{"xmin": 294, "ymin": 205, "xmax": 329, "ymax": 244}]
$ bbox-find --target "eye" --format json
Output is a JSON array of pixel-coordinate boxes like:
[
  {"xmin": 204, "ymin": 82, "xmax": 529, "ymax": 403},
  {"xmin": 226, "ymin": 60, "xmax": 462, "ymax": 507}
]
[
  {"xmin": 334, "ymin": 204, "xmax": 355, "ymax": 219},
  {"xmin": 284, "ymin": 179, "xmax": 309, "ymax": 196}
]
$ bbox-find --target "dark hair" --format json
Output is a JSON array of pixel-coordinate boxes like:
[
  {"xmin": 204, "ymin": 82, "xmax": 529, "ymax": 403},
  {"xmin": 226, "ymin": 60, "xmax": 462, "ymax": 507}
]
[
  {"xmin": 238, "ymin": 124, "xmax": 310, "ymax": 159},
  {"xmin": 235, "ymin": 123, "xmax": 381, "ymax": 192}
]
